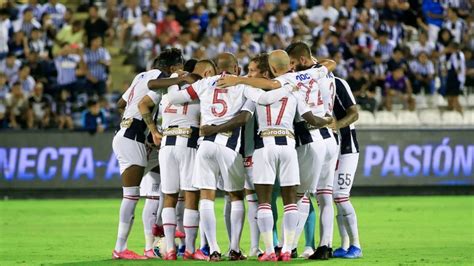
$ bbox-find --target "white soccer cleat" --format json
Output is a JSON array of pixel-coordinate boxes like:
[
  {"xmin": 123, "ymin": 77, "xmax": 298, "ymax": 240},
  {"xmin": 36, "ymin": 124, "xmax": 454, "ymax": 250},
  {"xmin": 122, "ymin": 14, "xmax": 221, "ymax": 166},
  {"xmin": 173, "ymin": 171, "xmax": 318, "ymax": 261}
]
[
  {"xmin": 300, "ymin": 246, "xmax": 315, "ymax": 258},
  {"xmin": 248, "ymin": 247, "xmax": 263, "ymax": 257}
]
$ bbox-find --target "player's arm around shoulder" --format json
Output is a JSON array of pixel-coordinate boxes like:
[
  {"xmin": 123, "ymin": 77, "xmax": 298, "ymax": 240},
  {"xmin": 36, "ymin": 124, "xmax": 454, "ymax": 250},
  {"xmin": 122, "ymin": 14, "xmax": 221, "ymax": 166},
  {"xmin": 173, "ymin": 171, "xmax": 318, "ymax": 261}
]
[{"xmin": 217, "ymin": 75, "xmax": 281, "ymax": 90}]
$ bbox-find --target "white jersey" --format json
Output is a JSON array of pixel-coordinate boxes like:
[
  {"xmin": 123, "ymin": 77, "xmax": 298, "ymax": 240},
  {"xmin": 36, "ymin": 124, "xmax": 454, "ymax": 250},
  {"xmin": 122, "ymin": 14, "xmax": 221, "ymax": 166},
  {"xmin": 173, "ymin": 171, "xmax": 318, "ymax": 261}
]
[
  {"xmin": 274, "ymin": 65, "xmax": 328, "ymax": 120},
  {"xmin": 160, "ymin": 84, "xmax": 200, "ymax": 129},
  {"xmin": 255, "ymin": 91, "xmax": 309, "ymax": 132},
  {"xmin": 122, "ymin": 69, "xmax": 163, "ymax": 120},
  {"xmin": 318, "ymin": 71, "xmax": 336, "ymax": 114}
]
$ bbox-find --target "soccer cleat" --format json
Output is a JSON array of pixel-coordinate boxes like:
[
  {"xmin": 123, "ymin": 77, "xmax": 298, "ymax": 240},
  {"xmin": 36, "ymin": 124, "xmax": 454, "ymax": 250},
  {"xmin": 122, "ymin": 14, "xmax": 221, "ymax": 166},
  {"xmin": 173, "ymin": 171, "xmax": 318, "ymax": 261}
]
[
  {"xmin": 175, "ymin": 229, "xmax": 186, "ymax": 238},
  {"xmin": 144, "ymin": 249, "xmax": 160, "ymax": 259},
  {"xmin": 308, "ymin": 245, "xmax": 331, "ymax": 260},
  {"xmin": 200, "ymin": 244, "xmax": 210, "ymax": 256},
  {"xmin": 163, "ymin": 250, "xmax": 177, "ymax": 260},
  {"xmin": 300, "ymin": 246, "xmax": 315, "ymax": 258},
  {"xmin": 229, "ymin": 249, "xmax": 247, "ymax": 261},
  {"xmin": 193, "ymin": 249, "xmax": 209, "ymax": 260},
  {"xmin": 274, "ymin": 246, "xmax": 282, "ymax": 257},
  {"xmin": 291, "ymin": 248, "xmax": 298, "ymax": 258},
  {"xmin": 177, "ymin": 245, "xmax": 186, "ymax": 256},
  {"xmin": 333, "ymin": 247, "xmax": 348, "ymax": 258},
  {"xmin": 183, "ymin": 250, "xmax": 194, "ymax": 260},
  {"xmin": 208, "ymin": 251, "xmax": 222, "ymax": 262},
  {"xmin": 328, "ymin": 247, "xmax": 333, "ymax": 258},
  {"xmin": 248, "ymin": 247, "xmax": 263, "ymax": 257},
  {"xmin": 152, "ymin": 224, "xmax": 164, "ymax": 237},
  {"xmin": 112, "ymin": 249, "xmax": 148, "ymax": 260},
  {"xmin": 343, "ymin": 245, "xmax": 362, "ymax": 259},
  {"xmin": 258, "ymin": 252, "xmax": 278, "ymax": 262},
  {"xmin": 279, "ymin": 251, "xmax": 292, "ymax": 261}
]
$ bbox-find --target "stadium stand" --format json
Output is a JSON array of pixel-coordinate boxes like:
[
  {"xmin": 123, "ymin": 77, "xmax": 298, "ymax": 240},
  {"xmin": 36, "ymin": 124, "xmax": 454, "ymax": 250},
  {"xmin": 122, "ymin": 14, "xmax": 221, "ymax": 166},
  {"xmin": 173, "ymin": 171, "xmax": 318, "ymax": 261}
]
[{"xmin": 0, "ymin": 0, "xmax": 473, "ymax": 131}]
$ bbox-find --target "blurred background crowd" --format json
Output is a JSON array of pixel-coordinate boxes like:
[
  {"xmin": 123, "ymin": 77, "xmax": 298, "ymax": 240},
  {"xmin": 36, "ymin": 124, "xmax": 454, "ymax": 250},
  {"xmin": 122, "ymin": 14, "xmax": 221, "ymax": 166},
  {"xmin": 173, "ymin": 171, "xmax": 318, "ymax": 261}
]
[{"xmin": 0, "ymin": 0, "xmax": 473, "ymax": 132}]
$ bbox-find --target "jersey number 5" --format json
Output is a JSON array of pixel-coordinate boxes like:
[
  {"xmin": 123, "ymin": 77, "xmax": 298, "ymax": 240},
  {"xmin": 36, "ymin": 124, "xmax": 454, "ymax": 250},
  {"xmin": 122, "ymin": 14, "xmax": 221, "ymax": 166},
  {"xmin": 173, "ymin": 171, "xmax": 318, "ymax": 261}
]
[
  {"xmin": 266, "ymin": 97, "xmax": 288, "ymax": 126},
  {"xmin": 211, "ymin": 88, "xmax": 228, "ymax": 117}
]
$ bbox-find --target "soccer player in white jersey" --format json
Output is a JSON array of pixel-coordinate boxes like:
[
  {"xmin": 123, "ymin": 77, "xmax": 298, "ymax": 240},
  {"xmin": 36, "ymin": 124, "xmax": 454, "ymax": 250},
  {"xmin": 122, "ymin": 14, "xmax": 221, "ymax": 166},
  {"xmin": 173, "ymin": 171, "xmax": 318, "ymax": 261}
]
[
  {"xmin": 330, "ymin": 77, "xmax": 362, "ymax": 259},
  {"xmin": 164, "ymin": 53, "xmax": 299, "ymax": 261},
  {"xmin": 141, "ymin": 59, "xmax": 218, "ymax": 260},
  {"xmin": 251, "ymin": 50, "xmax": 333, "ymax": 262},
  {"xmin": 111, "ymin": 52, "xmax": 177, "ymax": 260},
  {"xmin": 216, "ymin": 45, "xmax": 337, "ymax": 258},
  {"xmin": 283, "ymin": 42, "xmax": 339, "ymax": 260}
]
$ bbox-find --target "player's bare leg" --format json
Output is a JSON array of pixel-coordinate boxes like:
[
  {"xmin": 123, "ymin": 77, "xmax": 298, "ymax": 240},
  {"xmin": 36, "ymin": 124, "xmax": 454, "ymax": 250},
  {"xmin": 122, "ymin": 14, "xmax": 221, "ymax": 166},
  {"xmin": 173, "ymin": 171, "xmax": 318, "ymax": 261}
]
[
  {"xmin": 227, "ymin": 190, "xmax": 246, "ymax": 260},
  {"xmin": 245, "ymin": 188, "xmax": 261, "ymax": 256},
  {"xmin": 113, "ymin": 165, "xmax": 148, "ymax": 260},
  {"xmin": 161, "ymin": 192, "xmax": 178, "ymax": 260},
  {"xmin": 255, "ymin": 184, "xmax": 277, "ymax": 261},
  {"xmin": 280, "ymin": 186, "xmax": 298, "ymax": 261}
]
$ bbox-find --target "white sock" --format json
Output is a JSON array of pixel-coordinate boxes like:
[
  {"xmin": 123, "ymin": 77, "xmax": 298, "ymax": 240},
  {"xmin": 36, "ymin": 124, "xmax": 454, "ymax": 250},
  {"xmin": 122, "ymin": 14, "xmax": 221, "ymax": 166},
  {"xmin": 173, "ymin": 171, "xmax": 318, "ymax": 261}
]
[
  {"xmin": 176, "ymin": 196, "xmax": 185, "ymax": 247},
  {"xmin": 336, "ymin": 198, "xmax": 360, "ymax": 248},
  {"xmin": 230, "ymin": 200, "xmax": 245, "ymax": 251},
  {"xmin": 246, "ymin": 194, "xmax": 260, "ymax": 250},
  {"xmin": 292, "ymin": 195, "xmax": 310, "ymax": 249},
  {"xmin": 199, "ymin": 216, "xmax": 208, "ymax": 249},
  {"xmin": 162, "ymin": 207, "xmax": 176, "ymax": 252},
  {"xmin": 223, "ymin": 195, "xmax": 232, "ymax": 243},
  {"xmin": 200, "ymin": 199, "xmax": 220, "ymax": 253},
  {"xmin": 317, "ymin": 192, "xmax": 334, "ymax": 247},
  {"xmin": 155, "ymin": 185, "xmax": 164, "ymax": 226},
  {"xmin": 142, "ymin": 197, "xmax": 160, "ymax": 250},
  {"xmin": 282, "ymin": 204, "xmax": 298, "ymax": 253},
  {"xmin": 183, "ymin": 208, "xmax": 199, "ymax": 253},
  {"xmin": 114, "ymin": 186, "xmax": 140, "ymax": 252},
  {"xmin": 257, "ymin": 203, "xmax": 274, "ymax": 254}
]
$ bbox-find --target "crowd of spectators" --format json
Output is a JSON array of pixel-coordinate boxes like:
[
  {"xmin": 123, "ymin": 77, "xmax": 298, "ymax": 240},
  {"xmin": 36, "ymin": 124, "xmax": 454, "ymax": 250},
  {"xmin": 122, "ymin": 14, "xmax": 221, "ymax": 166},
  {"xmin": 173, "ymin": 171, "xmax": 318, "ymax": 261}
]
[{"xmin": 0, "ymin": 0, "xmax": 473, "ymax": 131}]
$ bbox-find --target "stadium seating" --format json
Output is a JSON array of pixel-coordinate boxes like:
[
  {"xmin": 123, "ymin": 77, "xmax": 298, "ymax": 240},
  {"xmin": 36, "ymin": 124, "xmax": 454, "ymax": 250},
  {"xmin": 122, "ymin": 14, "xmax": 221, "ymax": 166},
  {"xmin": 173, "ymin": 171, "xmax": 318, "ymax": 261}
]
[
  {"xmin": 441, "ymin": 111, "xmax": 464, "ymax": 125},
  {"xmin": 463, "ymin": 110, "xmax": 474, "ymax": 125},
  {"xmin": 419, "ymin": 110, "xmax": 442, "ymax": 125},
  {"xmin": 374, "ymin": 111, "xmax": 398, "ymax": 125},
  {"xmin": 397, "ymin": 111, "xmax": 421, "ymax": 125},
  {"xmin": 355, "ymin": 110, "xmax": 376, "ymax": 126}
]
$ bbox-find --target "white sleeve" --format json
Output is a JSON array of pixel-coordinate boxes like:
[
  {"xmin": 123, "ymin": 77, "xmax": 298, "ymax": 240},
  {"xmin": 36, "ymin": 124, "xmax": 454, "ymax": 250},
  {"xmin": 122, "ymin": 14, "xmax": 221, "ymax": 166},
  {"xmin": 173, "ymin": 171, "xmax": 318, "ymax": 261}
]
[
  {"xmin": 292, "ymin": 91, "xmax": 310, "ymax": 116},
  {"xmin": 147, "ymin": 90, "xmax": 161, "ymax": 105},
  {"xmin": 168, "ymin": 89, "xmax": 193, "ymax": 104},
  {"xmin": 311, "ymin": 66, "xmax": 329, "ymax": 80},
  {"xmin": 167, "ymin": 73, "xmax": 180, "ymax": 93},
  {"xmin": 245, "ymin": 84, "xmax": 293, "ymax": 105},
  {"xmin": 241, "ymin": 99, "xmax": 256, "ymax": 115}
]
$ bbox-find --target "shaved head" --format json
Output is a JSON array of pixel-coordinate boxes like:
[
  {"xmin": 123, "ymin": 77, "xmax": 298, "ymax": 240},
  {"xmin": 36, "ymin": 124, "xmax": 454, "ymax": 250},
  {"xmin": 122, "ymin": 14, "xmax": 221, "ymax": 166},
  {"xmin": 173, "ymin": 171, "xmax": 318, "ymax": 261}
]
[
  {"xmin": 217, "ymin": 53, "xmax": 239, "ymax": 75},
  {"xmin": 268, "ymin": 50, "xmax": 290, "ymax": 76},
  {"xmin": 194, "ymin": 59, "xmax": 217, "ymax": 77}
]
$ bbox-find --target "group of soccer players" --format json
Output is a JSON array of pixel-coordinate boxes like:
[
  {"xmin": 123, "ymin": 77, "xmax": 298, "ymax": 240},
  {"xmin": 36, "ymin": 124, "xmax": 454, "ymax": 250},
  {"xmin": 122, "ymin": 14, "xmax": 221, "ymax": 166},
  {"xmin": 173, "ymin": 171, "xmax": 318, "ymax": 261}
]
[{"xmin": 111, "ymin": 41, "xmax": 362, "ymax": 262}]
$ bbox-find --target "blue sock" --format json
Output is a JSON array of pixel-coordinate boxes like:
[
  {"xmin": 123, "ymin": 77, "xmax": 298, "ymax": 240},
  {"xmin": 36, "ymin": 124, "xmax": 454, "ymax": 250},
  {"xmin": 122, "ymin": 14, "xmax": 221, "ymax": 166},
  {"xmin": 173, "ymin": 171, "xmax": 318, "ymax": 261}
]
[
  {"xmin": 304, "ymin": 197, "xmax": 316, "ymax": 249},
  {"xmin": 271, "ymin": 180, "xmax": 280, "ymax": 247}
]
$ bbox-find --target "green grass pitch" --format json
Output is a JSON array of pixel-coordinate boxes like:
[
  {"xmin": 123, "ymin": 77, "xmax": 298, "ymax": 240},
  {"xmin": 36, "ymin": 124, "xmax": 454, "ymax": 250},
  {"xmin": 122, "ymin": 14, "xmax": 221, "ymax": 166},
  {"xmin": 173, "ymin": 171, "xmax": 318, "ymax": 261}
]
[{"xmin": 0, "ymin": 196, "xmax": 473, "ymax": 265}]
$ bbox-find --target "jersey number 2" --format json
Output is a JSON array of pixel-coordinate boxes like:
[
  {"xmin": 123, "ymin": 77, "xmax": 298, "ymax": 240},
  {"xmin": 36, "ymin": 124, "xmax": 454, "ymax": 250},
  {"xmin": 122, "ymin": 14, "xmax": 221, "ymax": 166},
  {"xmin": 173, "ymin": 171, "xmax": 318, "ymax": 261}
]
[
  {"xmin": 164, "ymin": 103, "xmax": 189, "ymax": 115},
  {"xmin": 266, "ymin": 97, "xmax": 288, "ymax": 126},
  {"xmin": 211, "ymin": 89, "xmax": 228, "ymax": 117}
]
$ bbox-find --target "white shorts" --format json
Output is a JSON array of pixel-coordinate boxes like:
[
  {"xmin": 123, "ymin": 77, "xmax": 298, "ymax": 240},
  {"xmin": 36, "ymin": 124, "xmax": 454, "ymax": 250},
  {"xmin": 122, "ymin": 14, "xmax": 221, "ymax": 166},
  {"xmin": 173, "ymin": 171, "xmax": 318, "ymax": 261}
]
[
  {"xmin": 140, "ymin": 149, "xmax": 161, "ymax": 197},
  {"xmin": 112, "ymin": 130, "xmax": 147, "ymax": 175},
  {"xmin": 192, "ymin": 141, "xmax": 245, "ymax": 192},
  {"xmin": 243, "ymin": 156, "xmax": 255, "ymax": 191},
  {"xmin": 296, "ymin": 139, "xmax": 326, "ymax": 194},
  {"xmin": 159, "ymin": 145, "xmax": 198, "ymax": 194},
  {"xmin": 316, "ymin": 135, "xmax": 340, "ymax": 193},
  {"xmin": 253, "ymin": 145, "xmax": 300, "ymax": 187},
  {"xmin": 333, "ymin": 153, "xmax": 359, "ymax": 198}
]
